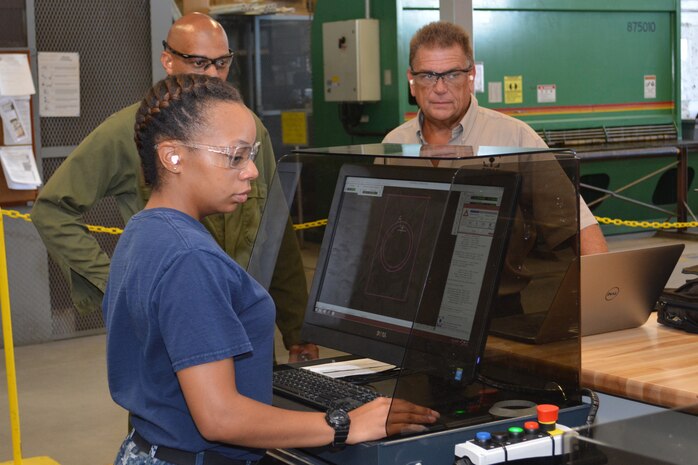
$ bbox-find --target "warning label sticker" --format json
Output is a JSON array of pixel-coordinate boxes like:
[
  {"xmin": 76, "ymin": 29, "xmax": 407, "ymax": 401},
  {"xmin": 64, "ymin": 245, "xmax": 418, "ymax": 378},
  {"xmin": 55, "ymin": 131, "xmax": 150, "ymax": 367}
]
[
  {"xmin": 504, "ymin": 76, "xmax": 523, "ymax": 104},
  {"xmin": 644, "ymin": 75, "xmax": 656, "ymax": 99},
  {"xmin": 537, "ymin": 84, "xmax": 556, "ymax": 103}
]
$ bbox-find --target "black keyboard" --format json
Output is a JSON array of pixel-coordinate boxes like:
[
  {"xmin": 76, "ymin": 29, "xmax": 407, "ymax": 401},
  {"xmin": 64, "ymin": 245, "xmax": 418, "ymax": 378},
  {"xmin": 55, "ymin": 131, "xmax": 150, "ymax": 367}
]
[{"xmin": 273, "ymin": 366, "xmax": 383, "ymax": 411}]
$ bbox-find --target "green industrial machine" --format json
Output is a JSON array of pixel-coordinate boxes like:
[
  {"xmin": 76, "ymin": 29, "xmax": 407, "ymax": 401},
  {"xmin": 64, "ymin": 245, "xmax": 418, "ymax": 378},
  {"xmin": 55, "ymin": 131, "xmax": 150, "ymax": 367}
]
[{"xmin": 311, "ymin": 0, "xmax": 695, "ymax": 235}]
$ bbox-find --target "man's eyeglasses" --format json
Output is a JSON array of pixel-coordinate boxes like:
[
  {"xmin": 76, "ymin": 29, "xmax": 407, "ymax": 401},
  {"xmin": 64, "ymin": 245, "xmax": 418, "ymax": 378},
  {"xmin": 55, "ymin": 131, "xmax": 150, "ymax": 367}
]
[
  {"xmin": 410, "ymin": 67, "xmax": 473, "ymax": 87},
  {"xmin": 162, "ymin": 41, "xmax": 234, "ymax": 71},
  {"xmin": 158, "ymin": 141, "xmax": 260, "ymax": 170}
]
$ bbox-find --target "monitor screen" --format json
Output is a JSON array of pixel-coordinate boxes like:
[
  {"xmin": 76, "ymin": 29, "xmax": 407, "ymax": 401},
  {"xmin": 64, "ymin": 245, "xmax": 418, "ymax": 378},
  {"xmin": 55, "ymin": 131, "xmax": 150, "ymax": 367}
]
[{"xmin": 302, "ymin": 164, "xmax": 519, "ymax": 370}]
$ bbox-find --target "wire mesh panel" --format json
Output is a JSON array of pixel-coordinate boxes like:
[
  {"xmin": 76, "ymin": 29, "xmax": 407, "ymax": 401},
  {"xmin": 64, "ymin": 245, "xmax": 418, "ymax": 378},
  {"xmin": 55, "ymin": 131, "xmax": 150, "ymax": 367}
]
[
  {"xmin": 34, "ymin": 0, "xmax": 151, "ymax": 339},
  {"xmin": 35, "ymin": 0, "xmax": 152, "ymax": 146},
  {"xmin": 0, "ymin": 207, "xmax": 52, "ymax": 348}
]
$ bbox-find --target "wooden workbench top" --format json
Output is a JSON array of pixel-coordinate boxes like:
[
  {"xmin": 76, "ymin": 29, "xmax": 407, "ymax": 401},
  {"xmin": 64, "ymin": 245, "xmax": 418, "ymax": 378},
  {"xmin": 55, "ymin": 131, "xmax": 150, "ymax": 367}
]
[{"xmin": 582, "ymin": 313, "xmax": 698, "ymax": 411}]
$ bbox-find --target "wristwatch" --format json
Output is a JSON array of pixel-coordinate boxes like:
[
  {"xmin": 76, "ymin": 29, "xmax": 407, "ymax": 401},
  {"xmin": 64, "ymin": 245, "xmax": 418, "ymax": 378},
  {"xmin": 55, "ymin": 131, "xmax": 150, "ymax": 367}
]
[{"xmin": 325, "ymin": 408, "xmax": 351, "ymax": 450}]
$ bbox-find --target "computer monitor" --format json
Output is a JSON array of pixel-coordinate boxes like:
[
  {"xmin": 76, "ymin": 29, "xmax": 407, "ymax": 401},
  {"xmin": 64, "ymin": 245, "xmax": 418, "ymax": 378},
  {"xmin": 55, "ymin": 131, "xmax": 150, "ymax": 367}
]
[{"xmin": 302, "ymin": 163, "xmax": 520, "ymax": 375}]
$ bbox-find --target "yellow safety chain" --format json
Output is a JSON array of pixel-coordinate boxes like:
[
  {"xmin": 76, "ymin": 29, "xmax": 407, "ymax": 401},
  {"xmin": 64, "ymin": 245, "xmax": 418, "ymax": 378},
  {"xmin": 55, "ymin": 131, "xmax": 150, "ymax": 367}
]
[
  {"xmin": 1, "ymin": 209, "xmax": 32, "ymax": 223},
  {"xmin": 292, "ymin": 219, "xmax": 328, "ymax": 230},
  {"xmin": 84, "ymin": 224, "xmax": 124, "ymax": 235},
  {"xmin": 595, "ymin": 216, "xmax": 698, "ymax": 229},
  {"xmin": 0, "ymin": 209, "xmax": 124, "ymax": 235},
  {"xmin": 3, "ymin": 209, "xmax": 696, "ymax": 233},
  {"xmin": 0, "ymin": 209, "xmax": 327, "ymax": 233}
]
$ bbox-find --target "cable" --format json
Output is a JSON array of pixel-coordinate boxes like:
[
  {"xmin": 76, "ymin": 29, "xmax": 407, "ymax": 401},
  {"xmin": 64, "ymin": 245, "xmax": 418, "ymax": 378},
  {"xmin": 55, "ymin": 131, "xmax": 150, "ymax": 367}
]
[
  {"xmin": 475, "ymin": 373, "xmax": 569, "ymax": 404},
  {"xmin": 580, "ymin": 388, "xmax": 600, "ymax": 433}
]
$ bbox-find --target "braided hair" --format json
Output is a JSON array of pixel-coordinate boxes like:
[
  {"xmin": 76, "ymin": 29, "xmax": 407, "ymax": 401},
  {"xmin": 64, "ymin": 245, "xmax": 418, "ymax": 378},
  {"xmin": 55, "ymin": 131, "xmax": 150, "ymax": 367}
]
[{"xmin": 134, "ymin": 74, "xmax": 243, "ymax": 188}]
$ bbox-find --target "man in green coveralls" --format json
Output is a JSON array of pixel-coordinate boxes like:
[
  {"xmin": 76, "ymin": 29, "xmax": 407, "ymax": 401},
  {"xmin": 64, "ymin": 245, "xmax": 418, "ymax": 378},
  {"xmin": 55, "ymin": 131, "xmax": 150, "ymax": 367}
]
[{"xmin": 31, "ymin": 12, "xmax": 318, "ymax": 362}]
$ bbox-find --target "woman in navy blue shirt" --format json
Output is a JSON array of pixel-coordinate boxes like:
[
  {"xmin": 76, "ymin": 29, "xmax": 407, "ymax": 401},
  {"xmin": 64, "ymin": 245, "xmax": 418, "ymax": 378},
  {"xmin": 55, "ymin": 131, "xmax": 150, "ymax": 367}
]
[{"xmin": 103, "ymin": 74, "xmax": 438, "ymax": 465}]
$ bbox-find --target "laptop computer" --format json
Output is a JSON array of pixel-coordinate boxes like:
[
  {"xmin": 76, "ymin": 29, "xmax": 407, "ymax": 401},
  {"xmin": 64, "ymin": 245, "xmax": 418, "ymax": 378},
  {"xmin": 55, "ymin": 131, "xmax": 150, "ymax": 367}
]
[
  {"xmin": 489, "ymin": 243, "xmax": 685, "ymax": 343},
  {"xmin": 580, "ymin": 243, "xmax": 684, "ymax": 336}
]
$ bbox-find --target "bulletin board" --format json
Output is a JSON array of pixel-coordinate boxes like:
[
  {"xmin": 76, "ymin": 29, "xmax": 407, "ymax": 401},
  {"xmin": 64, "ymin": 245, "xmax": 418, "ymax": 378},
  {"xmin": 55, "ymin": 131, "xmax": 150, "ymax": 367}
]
[{"xmin": 0, "ymin": 50, "xmax": 38, "ymax": 206}]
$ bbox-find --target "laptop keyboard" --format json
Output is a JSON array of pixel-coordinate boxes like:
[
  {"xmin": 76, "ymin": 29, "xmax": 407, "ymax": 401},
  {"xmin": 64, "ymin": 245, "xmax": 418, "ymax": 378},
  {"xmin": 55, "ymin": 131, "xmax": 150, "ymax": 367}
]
[{"xmin": 273, "ymin": 366, "xmax": 384, "ymax": 411}]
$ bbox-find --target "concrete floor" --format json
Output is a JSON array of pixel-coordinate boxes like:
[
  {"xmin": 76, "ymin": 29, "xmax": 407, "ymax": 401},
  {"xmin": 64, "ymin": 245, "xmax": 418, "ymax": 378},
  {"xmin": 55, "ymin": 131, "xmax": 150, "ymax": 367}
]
[
  {"xmin": 0, "ymin": 334, "xmax": 123, "ymax": 465},
  {"xmin": 0, "ymin": 231, "xmax": 695, "ymax": 465}
]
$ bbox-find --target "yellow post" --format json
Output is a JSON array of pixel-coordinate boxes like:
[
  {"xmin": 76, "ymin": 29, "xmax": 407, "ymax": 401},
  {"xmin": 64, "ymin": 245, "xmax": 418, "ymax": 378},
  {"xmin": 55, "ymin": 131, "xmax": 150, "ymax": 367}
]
[{"xmin": 0, "ymin": 208, "xmax": 60, "ymax": 465}]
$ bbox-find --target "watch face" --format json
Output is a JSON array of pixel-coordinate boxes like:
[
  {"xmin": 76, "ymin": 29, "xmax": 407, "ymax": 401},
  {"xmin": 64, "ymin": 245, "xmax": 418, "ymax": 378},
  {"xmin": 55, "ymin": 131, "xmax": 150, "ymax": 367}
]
[
  {"xmin": 328, "ymin": 409, "xmax": 350, "ymax": 427},
  {"xmin": 326, "ymin": 408, "xmax": 350, "ymax": 450}
]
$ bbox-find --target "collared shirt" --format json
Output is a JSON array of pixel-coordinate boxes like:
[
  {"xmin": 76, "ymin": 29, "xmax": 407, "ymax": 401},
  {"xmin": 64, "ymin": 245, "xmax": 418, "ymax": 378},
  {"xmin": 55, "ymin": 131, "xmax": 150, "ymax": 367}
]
[
  {"xmin": 384, "ymin": 95, "xmax": 548, "ymax": 148},
  {"xmin": 383, "ymin": 94, "xmax": 596, "ymax": 229}
]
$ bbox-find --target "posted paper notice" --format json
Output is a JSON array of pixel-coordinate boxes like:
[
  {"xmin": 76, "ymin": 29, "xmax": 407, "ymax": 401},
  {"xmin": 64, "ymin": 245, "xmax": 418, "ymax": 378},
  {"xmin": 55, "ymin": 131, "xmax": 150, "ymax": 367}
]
[
  {"xmin": 0, "ymin": 146, "xmax": 42, "ymax": 190},
  {"xmin": 0, "ymin": 97, "xmax": 31, "ymax": 144},
  {"xmin": 38, "ymin": 52, "xmax": 80, "ymax": 117}
]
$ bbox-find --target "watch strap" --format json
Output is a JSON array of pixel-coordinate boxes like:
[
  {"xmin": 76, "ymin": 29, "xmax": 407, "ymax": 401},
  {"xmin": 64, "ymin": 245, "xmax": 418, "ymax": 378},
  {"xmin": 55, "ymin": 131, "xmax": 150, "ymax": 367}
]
[{"xmin": 325, "ymin": 408, "xmax": 351, "ymax": 451}]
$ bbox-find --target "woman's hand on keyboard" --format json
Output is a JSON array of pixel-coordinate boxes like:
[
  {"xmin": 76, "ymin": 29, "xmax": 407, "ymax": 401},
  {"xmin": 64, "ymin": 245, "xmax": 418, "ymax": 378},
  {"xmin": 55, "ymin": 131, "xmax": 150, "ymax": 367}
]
[{"xmin": 346, "ymin": 397, "xmax": 440, "ymax": 444}]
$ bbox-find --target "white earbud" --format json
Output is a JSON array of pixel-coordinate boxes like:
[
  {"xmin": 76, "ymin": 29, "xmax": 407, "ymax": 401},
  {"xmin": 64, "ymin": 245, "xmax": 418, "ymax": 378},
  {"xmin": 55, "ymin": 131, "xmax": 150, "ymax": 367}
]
[
  {"xmin": 171, "ymin": 154, "xmax": 180, "ymax": 165},
  {"xmin": 469, "ymin": 75, "xmax": 474, "ymax": 81},
  {"xmin": 409, "ymin": 79, "xmax": 414, "ymax": 85}
]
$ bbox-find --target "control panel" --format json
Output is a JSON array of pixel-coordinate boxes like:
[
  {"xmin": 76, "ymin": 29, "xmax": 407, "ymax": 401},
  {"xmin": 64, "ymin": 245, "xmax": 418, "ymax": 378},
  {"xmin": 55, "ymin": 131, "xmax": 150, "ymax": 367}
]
[{"xmin": 454, "ymin": 404, "xmax": 576, "ymax": 465}]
